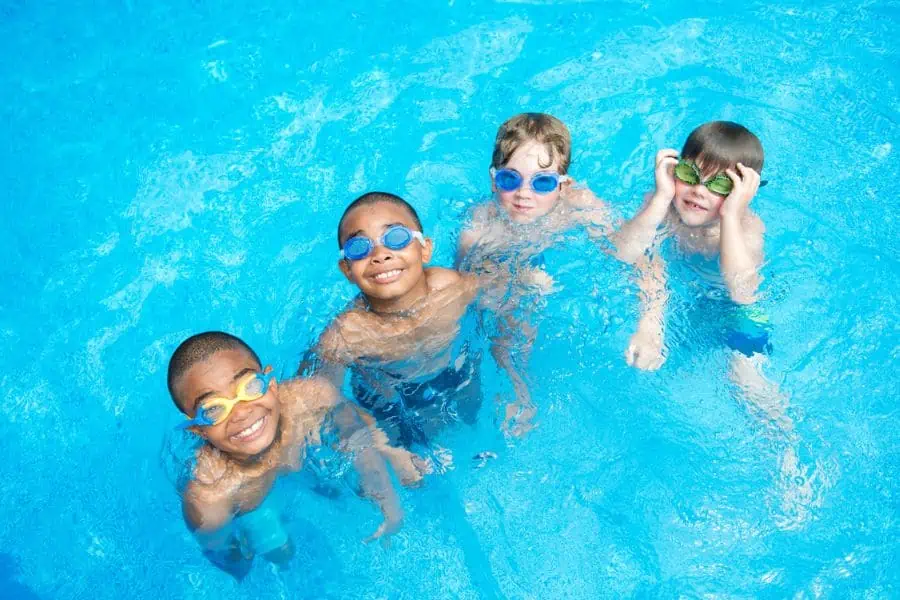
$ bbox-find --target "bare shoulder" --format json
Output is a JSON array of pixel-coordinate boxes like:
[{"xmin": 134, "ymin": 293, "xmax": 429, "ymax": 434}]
[
  {"xmin": 183, "ymin": 471, "xmax": 235, "ymax": 532},
  {"xmin": 425, "ymin": 267, "xmax": 463, "ymax": 291},
  {"xmin": 317, "ymin": 311, "xmax": 369, "ymax": 362},
  {"xmin": 468, "ymin": 201, "xmax": 494, "ymax": 224},
  {"xmin": 743, "ymin": 211, "xmax": 766, "ymax": 235},
  {"xmin": 742, "ymin": 211, "xmax": 766, "ymax": 260},
  {"xmin": 281, "ymin": 375, "xmax": 340, "ymax": 414},
  {"xmin": 564, "ymin": 185, "xmax": 604, "ymax": 208}
]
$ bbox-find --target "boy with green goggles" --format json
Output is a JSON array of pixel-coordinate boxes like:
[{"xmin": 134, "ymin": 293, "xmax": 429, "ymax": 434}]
[{"xmin": 611, "ymin": 121, "xmax": 791, "ymax": 436}]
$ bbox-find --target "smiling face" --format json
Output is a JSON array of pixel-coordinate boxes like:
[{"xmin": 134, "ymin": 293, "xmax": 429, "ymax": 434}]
[
  {"xmin": 493, "ymin": 140, "xmax": 564, "ymax": 224},
  {"xmin": 672, "ymin": 173, "xmax": 729, "ymax": 228},
  {"xmin": 337, "ymin": 201, "xmax": 434, "ymax": 313},
  {"xmin": 174, "ymin": 348, "xmax": 280, "ymax": 460}
]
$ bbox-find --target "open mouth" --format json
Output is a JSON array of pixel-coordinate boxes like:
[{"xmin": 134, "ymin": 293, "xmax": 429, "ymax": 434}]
[
  {"xmin": 682, "ymin": 198, "xmax": 708, "ymax": 212},
  {"xmin": 230, "ymin": 414, "xmax": 268, "ymax": 444},
  {"xmin": 372, "ymin": 268, "xmax": 404, "ymax": 284},
  {"xmin": 512, "ymin": 203, "xmax": 536, "ymax": 212}
]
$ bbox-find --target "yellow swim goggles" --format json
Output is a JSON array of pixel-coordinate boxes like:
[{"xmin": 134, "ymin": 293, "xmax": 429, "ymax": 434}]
[{"xmin": 179, "ymin": 369, "xmax": 276, "ymax": 429}]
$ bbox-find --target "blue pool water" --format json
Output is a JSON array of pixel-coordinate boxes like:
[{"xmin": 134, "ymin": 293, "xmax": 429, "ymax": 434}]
[{"xmin": 2, "ymin": 1, "xmax": 899, "ymax": 598}]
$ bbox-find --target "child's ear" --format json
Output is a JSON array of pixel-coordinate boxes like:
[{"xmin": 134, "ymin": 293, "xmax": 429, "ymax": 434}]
[
  {"xmin": 489, "ymin": 169, "xmax": 497, "ymax": 193},
  {"xmin": 337, "ymin": 258, "xmax": 354, "ymax": 282},
  {"xmin": 187, "ymin": 426, "xmax": 206, "ymax": 438},
  {"xmin": 421, "ymin": 238, "xmax": 434, "ymax": 264}
]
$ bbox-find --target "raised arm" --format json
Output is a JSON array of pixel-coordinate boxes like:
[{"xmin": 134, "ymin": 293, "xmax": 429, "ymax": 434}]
[
  {"xmin": 610, "ymin": 149, "xmax": 679, "ymax": 264},
  {"xmin": 718, "ymin": 163, "xmax": 764, "ymax": 305}
]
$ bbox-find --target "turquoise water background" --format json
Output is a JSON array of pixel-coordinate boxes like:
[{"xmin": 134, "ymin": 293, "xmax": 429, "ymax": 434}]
[{"xmin": 1, "ymin": 1, "xmax": 898, "ymax": 598}]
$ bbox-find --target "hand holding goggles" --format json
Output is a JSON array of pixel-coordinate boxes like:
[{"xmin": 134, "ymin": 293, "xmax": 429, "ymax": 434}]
[
  {"xmin": 179, "ymin": 370, "xmax": 276, "ymax": 429},
  {"xmin": 674, "ymin": 159, "xmax": 768, "ymax": 196},
  {"xmin": 491, "ymin": 168, "xmax": 568, "ymax": 195},
  {"xmin": 340, "ymin": 224, "xmax": 425, "ymax": 261}
]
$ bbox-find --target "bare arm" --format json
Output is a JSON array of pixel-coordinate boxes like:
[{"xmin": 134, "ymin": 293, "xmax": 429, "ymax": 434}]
[
  {"xmin": 719, "ymin": 164, "xmax": 764, "ymax": 305},
  {"xmin": 330, "ymin": 401, "xmax": 405, "ymax": 541},
  {"xmin": 183, "ymin": 483, "xmax": 253, "ymax": 580},
  {"xmin": 490, "ymin": 313, "xmax": 536, "ymax": 436},
  {"xmin": 563, "ymin": 186, "xmax": 617, "ymax": 242},
  {"xmin": 625, "ymin": 253, "xmax": 669, "ymax": 371},
  {"xmin": 610, "ymin": 149, "xmax": 679, "ymax": 264}
]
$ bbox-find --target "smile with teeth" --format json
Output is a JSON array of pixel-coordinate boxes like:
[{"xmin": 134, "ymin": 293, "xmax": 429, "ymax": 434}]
[
  {"xmin": 683, "ymin": 199, "xmax": 707, "ymax": 211},
  {"xmin": 231, "ymin": 415, "xmax": 267, "ymax": 441},
  {"xmin": 373, "ymin": 269, "xmax": 403, "ymax": 282}
]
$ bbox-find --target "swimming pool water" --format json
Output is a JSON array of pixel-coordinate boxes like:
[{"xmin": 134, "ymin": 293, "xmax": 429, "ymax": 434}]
[{"xmin": 2, "ymin": 1, "xmax": 898, "ymax": 598}]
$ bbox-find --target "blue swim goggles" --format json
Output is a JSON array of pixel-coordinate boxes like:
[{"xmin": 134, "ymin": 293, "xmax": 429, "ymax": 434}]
[
  {"xmin": 491, "ymin": 168, "xmax": 569, "ymax": 195},
  {"xmin": 340, "ymin": 224, "xmax": 425, "ymax": 261}
]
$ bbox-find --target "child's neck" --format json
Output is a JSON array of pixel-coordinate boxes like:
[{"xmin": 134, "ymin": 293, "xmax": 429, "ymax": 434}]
[
  {"xmin": 668, "ymin": 211, "xmax": 721, "ymax": 257},
  {"xmin": 364, "ymin": 275, "xmax": 430, "ymax": 316}
]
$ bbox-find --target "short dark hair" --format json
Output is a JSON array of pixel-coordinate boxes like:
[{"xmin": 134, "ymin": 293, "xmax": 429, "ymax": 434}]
[
  {"xmin": 681, "ymin": 121, "xmax": 764, "ymax": 175},
  {"xmin": 167, "ymin": 331, "xmax": 261, "ymax": 412},
  {"xmin": 336, "ymin": 191, "xmax": 423, "ymax": 246}
]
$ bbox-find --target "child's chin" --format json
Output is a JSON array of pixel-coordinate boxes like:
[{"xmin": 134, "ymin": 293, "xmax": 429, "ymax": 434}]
[{"xmin": 676, "ymin": 207, "xmax": 715, "ymax": 227}]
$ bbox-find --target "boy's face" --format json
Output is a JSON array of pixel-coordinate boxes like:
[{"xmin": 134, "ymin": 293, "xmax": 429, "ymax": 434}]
[
  {"xmin": 673, "ymin": 174, "xmax": 729, "ymax": 228},
  {"xmin": 174, "ymin": 348, "xmax": 281, "ymax": 460},
  {"xmin": 494, "ymin": 140, "xmax": 564, "ymax": 224},
  {"xmin": 338, "ymin": 202, "xmax": 433, "ymax": 309}
]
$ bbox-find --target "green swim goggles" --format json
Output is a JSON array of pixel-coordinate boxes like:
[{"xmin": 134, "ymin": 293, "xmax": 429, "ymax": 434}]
[
  {"xmin": 673, "ymin": 159, "xmax": 734, "ymax": 196},
  {"xmin": 673, "ymin": 159, "xmax": 768, "ymax": 196}
]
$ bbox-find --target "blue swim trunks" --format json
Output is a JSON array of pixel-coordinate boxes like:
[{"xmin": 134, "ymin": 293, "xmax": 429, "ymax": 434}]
[
  {"xmin": 724, "ymin": 305, "xmax": 773, "ymax": 357},
  {"xmin": 352, "ymin": 351, "xmax": 481, "ymax": 447},
  {"xmin": 234, "ymin": 492, "xmax": 289, "ymax": 556}
]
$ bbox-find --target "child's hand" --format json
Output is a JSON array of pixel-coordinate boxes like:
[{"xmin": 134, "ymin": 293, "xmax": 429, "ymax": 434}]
[
  {"xmin": 502, "ymin": 395, "xmax": 537, "ymax": 438},
  {"xmin": 519, "ymin": 266, "xmax": 556, "ymax": 296},
  {"xmin": 653, "ymin": 149, "xmax": 679, "ymax": 203},
  {"xmin": 719, "ymin": 163, "xmax": 761, "ymax": 221},
  {"xmin": 365, "ymin": 505, "xmax": 404, "ymax": 544},
  {"xmin": 625, "ymin": 327, "xmax": 666, "ymax": 371},
  {"xmin": 378, "ymin": 445, "xmax": 433, "ymax": 487}
]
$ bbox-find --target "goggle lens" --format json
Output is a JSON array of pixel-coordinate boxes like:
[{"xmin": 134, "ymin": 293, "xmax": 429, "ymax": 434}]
[
  {"xmin": 343, "ymin": 236, "xmax": 373, "ymax": 261},
  {"xmin": 494, "ymin": 169, "xmax": 523, "ymax": 192},
  {"xmin": 705, "ymin": 175, "xmax": 733, "ymax": 196},
  {"xmin": 382, "ymin": 226, "xmax": 414, "ymax": 250},
  {"xmin": 674, "ymin": 160, "xmax": 701, "ymax": 185},
  {"xmin": 531, "ymin": 173, "xmax": 560, "ymax": 193}
]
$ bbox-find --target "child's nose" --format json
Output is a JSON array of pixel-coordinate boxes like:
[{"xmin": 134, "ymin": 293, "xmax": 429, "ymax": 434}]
[
  {"xmin": 371, "ymin": 244, "xmax": 394, "ymax": 262},
  {"xmin": 229, "ymin": 402, "xmax": 255, "ymax": 425},
  {"xmin": 515, "ymin": 185, "xmax": 533, "ymax": 199}
]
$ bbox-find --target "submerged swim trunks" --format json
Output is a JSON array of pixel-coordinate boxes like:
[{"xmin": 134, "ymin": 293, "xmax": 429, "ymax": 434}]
[
  {"xmin": 724, "ymin": 304, "xmax": 773, "ymax": 357},
  {"xmin": 234, "ymin": 491, "xmax": 289, "ymax": 556},
  {"xmin": 351, "ymin": 352, "xmax": 482, "ymax": 447}
]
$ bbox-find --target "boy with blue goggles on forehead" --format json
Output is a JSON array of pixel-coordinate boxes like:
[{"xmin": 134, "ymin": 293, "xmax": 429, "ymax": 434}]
[
  {"xmin": 304, "ymin": 191, "xmax": 516, "ymax": 449},
  {"xmin": 168, "ymin": 331, "xmax": 427, "ymax": 580}
]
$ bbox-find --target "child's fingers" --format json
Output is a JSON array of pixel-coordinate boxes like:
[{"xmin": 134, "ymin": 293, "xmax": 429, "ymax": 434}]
[
  {"xmin": 659, "ymin": 156, "xmax": 678, "ymax": 171},
  {"xmin": 625, "ymin": 344, "xmax": 637, "ymax": 367},
  {"xmin": 736, "ymin": 163, "xmax": 760, "ymax": 186},
  {"xmin": 656, "ymin": 148, "xmax": 679, "ymax": 164},
  {"xmin": 725, "ymin": 167, "xmax": 741, "ymax": 185}
]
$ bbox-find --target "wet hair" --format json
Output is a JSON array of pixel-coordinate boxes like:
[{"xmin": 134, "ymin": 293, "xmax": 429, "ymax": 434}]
[
  {"xmin": 681, "ymin": 121, "xmax": 764, "ymax": 176},
  {"xmin": 167, "ymin": 331, "xmax": 261, "ymax": 412},
  {"xmin": 491, "ymin": 113, "xmax": 572, "ymax": 175},
  {"xmin": 336, "ymin": 191, "xmax": 423, "ymax": 246}
]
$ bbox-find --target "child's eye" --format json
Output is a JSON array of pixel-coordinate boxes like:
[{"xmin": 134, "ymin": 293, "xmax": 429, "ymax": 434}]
[
  {"xmin": 202, "ymin": 404, "xmax": 226, "ymax": 422},
  {"xmin": 244, "ymin": 377, "xmax": 265, "ymax": 396}
]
